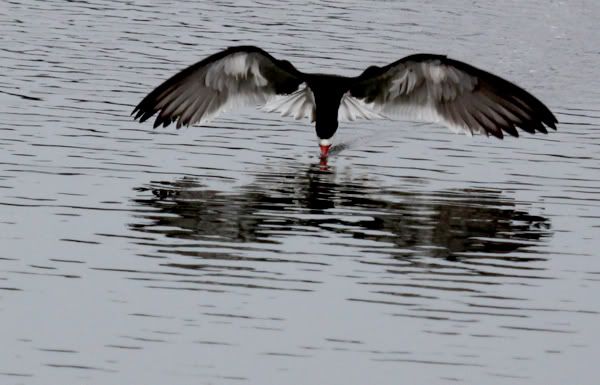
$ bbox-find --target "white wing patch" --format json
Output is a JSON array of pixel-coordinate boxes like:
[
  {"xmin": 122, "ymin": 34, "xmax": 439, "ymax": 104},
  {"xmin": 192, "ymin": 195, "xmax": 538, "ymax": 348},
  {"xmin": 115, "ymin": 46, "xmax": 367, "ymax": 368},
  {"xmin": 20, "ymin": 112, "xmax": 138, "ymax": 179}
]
[
  {"xmin": 338, "ymin": 93, "xmax": 387, "ymax": 122},
  {"xmin": 264, "ymin": 89, "xmax": 386, "ymax": 123},
  {"xmin": 262, "ymin": 84, "xmax": 316, "ymax": 122},
  {"xmin": 204, "ymin": 52, "xmax": 269, "ymax": 90}
]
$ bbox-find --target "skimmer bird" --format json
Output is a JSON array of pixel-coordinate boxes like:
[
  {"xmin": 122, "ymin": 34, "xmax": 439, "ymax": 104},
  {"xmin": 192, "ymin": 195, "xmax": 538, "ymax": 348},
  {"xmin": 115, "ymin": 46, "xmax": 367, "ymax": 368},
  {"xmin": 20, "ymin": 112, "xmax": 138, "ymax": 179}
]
[{"xmin": 132, "ymin": 45, "xmax": 557, "ymax": 158}]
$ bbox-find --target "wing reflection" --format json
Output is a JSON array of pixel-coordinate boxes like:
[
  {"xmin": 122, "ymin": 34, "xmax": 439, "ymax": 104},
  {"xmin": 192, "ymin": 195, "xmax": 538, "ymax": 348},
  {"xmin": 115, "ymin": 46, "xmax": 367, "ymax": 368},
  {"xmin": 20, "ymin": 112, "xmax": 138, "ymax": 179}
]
[{"xmin": 130, "ymin": 164, "xmax": 551, "ymax": 261}]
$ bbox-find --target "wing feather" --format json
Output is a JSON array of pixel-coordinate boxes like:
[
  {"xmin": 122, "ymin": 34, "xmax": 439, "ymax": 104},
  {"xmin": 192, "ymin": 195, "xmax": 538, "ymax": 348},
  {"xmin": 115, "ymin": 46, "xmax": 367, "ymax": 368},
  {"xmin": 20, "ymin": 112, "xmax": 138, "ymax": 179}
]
[
  {"xmin": 337, "ymin": 93, "xmax": 386, "ymax": 122},
  {"xmin": 262, "ymin": 84, "xmax": 316, "ymax": 122},
  {"xmin": 350, "ymin": 54, "xmax": 557, "ymax": 137},
  {"xmin": 132, "ymin": 46, "xmax": 304, "ymax": 128}
]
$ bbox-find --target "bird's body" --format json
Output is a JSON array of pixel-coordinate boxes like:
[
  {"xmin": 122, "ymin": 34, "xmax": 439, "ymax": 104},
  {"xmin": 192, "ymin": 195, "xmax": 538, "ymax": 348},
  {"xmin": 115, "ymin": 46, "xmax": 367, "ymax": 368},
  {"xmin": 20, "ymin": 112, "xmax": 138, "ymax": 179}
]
[
  {"xmin": 133, "ymin": 46, "xmax": 557, "ymax": 158},
  {"xmin": 304, "ymin": 73, "xmax": 348, "ymax": 139}
]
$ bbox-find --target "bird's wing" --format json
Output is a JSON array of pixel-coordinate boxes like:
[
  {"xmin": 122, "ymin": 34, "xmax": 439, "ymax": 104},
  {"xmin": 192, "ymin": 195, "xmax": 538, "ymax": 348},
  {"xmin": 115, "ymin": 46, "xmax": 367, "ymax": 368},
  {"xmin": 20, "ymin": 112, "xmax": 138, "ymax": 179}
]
[
  {"xmin": 262, "ymin": 85, "xmax": 384, "ymax": 124},
  {"xmin": 132, "ymin": 46, "xmax": 304, "ymax": 128},
  {"xmin": 338, "ymin": 92, "xmax": 387, "ymax": 122},
  {"xmin": 349, "ymin": 54, "xmax": 557, "ymax": 138},
  {"xmin": 262, "ymin": 84, "xmax": 316, "ymax": 122}
]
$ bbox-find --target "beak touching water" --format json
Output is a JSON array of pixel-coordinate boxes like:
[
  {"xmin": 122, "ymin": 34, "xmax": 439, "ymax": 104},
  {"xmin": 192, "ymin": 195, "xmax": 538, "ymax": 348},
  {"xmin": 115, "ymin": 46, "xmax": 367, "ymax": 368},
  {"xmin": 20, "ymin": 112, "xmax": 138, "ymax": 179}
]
[{"xmin": 319, "ymin": 139, "xmax": 332, "ymax": 158}]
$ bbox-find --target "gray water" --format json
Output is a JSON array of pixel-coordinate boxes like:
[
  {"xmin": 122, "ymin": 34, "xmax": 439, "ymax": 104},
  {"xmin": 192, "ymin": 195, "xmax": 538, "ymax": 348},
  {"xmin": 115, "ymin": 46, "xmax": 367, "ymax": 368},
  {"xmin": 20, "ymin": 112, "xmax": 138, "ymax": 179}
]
[{"xmin": 1, "ymin": 1, "xmax": 600, "ymax": 384}]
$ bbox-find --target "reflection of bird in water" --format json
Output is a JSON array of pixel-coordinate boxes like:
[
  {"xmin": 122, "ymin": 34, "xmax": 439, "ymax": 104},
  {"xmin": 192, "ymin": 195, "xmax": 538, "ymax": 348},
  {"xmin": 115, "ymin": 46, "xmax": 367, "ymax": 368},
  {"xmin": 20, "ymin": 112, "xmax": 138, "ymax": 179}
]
[
  {"xmin": 131, "ymin": 164, "xmax": 551, "ymax": 261},
  {"xmin": 132, "ymin": 46, "xmax": 557, "ymax": 163}
]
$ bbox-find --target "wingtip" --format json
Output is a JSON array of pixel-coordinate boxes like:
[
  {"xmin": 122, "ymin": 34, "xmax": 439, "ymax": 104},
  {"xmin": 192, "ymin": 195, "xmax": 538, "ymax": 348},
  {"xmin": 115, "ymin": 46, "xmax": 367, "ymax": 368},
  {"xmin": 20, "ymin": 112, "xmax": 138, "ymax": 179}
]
[
  {"xmin": 539, "ymin": 106, "xmax": 558, "ymax": 131},
  {"xmin": 490, "ymin": 129, "xmax": 504, "ymax": 139},
  {"xmin": 152, "ymin": 115, "xmax": 162, "ymax": 129},
  {"xmin": 131, "ymin": 105, "xmax": 148, "ymax": 121}
]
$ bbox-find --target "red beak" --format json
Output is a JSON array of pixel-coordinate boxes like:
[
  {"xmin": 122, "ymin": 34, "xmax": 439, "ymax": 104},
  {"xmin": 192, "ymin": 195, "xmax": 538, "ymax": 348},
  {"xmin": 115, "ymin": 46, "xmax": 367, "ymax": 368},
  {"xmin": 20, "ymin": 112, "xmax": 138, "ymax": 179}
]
[{"xmin": 319, "ymin": 143, "xmax": 331, "ymax": 158}]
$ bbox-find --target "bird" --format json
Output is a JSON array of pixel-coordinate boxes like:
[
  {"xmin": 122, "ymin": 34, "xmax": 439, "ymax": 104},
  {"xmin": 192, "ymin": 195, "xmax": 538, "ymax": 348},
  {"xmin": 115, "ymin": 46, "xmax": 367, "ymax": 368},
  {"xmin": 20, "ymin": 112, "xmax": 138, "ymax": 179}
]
[{"xmin": 132, "ymin": 45, "xmax": 557, "ymax": 159}]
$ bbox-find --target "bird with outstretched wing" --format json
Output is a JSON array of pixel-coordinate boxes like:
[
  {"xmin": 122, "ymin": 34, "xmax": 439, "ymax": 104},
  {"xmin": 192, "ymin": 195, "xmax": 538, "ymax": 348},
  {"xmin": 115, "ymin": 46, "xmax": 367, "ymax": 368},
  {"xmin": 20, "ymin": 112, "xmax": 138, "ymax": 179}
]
[{"xmin": 132, "ymin": 45, "xmax": 557, "ymax": 158}]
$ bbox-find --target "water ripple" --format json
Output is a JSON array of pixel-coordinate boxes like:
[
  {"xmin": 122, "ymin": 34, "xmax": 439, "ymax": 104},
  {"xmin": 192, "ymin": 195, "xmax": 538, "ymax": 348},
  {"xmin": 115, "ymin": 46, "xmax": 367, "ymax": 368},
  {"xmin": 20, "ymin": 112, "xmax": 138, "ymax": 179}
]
[{"xmin": 1, "ymin": 0, "xmax": 599, "ymax": 384}]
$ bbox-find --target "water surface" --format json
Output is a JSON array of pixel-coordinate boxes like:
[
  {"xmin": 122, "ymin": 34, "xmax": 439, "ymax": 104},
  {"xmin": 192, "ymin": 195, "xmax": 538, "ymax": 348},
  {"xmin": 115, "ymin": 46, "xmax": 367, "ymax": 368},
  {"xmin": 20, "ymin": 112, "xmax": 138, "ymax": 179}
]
[{"xmin": 1, "ymin": 1, "xmax": 600, "ymax": 384}]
